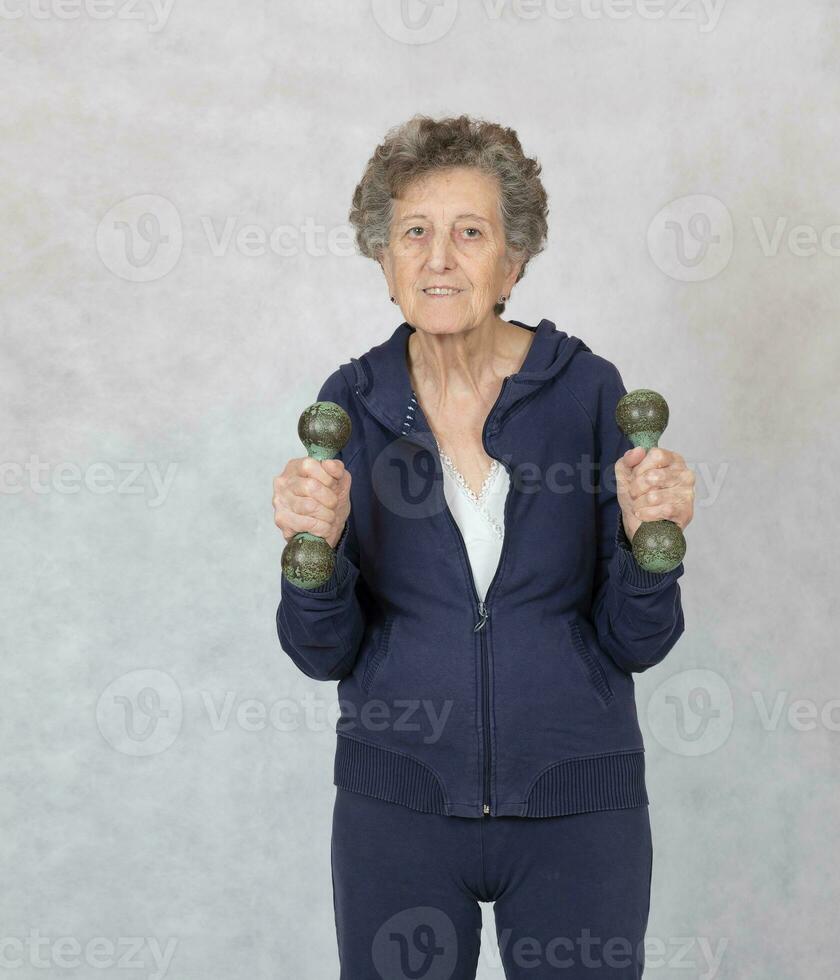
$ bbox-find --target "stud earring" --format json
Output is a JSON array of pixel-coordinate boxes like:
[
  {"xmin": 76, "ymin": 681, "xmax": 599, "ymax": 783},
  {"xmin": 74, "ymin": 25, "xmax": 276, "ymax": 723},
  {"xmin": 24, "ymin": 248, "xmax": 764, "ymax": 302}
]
[
  {"xmin": 390, "ymin": 295, "xmax": 396, "ymax": 304},
  {"xmin": 499, "ymin": 295, "xmax": 507, "ymax": 303}
]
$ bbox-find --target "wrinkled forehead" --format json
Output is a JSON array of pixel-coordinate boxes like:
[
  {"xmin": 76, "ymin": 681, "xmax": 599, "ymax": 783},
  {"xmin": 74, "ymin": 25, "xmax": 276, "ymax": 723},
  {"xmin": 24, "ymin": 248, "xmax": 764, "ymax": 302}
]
[{"xmin": 392, "ymin": 168, "xmax": 502, "ymax": 222}]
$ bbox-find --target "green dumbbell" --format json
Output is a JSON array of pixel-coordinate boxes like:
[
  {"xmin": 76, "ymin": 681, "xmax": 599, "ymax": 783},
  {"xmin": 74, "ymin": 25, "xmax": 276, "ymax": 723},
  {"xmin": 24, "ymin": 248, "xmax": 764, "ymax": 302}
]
[
  {"xmin": 281, "ymin": 400, "xmax": 352, "ymax": 589},
  {"xmin": 615, "ymin": 389, "xmax": 686, "ymax": 574}
]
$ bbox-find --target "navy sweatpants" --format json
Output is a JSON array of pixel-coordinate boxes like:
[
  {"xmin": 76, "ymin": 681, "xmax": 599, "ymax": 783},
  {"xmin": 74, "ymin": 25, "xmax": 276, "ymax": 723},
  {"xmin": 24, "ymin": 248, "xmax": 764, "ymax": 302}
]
[{"xmin": 330, "ymin": 787, "xmax": 653, "ymax": 979}]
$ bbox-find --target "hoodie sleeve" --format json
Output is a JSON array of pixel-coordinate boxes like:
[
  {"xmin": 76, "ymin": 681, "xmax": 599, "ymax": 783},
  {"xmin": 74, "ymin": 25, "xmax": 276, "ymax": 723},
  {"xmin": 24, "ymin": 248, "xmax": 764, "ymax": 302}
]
[
  {"xmin": 589, "ymin": 363, "xmax": 686, "ymax": 674},
  {"xmin": 275, "ymin": 370, "xmax": 367, "ymax": 682}
]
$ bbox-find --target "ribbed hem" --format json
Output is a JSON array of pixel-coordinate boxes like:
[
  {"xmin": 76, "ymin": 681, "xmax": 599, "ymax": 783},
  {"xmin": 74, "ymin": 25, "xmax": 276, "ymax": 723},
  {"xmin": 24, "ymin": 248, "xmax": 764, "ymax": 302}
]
[
  {"xmin": 523, "ymin": 750, "xmax": 648, "ymax": 817},
  {"xmin": 334, "ymin": 734, "xmax": 448, "ymax": 815},
  {"xmin": 334, "ymin": 736, "xmax": 649, "ymax": 819}
]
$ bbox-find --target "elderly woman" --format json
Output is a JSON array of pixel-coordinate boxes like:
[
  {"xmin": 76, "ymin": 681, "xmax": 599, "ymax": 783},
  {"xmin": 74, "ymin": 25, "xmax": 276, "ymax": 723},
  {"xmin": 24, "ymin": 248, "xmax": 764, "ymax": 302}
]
[{"xmin": 274, "ymin": 114, "xmax": 694, "ymax": 979}]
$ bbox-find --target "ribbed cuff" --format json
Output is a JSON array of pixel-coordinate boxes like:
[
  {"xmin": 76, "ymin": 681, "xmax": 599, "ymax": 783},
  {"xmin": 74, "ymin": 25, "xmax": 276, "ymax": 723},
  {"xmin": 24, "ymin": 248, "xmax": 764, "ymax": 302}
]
[
  {"xmin": 616, "ymin": 511, "xmax": 634, "ymax": 553},
  {"xmin": 614, "ymin": 510, "xmax": 684, "ymax": 594}
]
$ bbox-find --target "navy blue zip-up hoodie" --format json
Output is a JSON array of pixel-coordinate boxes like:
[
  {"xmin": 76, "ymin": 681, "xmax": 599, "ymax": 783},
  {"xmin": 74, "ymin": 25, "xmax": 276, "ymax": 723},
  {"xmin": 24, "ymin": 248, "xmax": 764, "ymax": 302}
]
[{"xmin": 276, "ymin": 318, "xmax": 686, "ymax": 819}]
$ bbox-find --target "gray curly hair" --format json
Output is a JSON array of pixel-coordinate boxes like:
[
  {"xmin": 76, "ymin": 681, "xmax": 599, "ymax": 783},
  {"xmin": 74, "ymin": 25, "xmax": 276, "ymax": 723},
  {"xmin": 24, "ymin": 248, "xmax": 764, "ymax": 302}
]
[{"xmin": 348, "ymin": 113, "xmax": 549, "ymax": 317}]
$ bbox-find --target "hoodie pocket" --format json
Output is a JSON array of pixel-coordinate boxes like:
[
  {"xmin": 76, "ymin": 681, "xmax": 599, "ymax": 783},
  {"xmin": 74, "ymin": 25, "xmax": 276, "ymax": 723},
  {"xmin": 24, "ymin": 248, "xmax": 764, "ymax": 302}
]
[
  {"xmin": 567, "ymin": 614, "xmax": 615, "ymax": 707},
  {"xmin": 360, "ymin": 614, "xmax": 395, "ymax": 695}
]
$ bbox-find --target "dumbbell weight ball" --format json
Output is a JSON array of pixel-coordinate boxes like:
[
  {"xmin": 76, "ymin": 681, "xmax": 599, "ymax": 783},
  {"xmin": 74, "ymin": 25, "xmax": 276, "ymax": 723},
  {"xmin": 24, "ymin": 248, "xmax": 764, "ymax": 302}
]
[
  {"xmin": 615, "ymin": 389, "xmax": 687, "ymax": 574},
  {"xmin": 281, "ymin": 400, "xmax": 352, "ymax": 589}
]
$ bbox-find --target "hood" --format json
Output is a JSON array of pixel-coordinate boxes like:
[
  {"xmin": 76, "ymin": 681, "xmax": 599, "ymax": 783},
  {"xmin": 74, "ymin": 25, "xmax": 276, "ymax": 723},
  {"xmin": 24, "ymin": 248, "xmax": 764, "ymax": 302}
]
[{"xmin": 342, "ymin": 318, "xmax": 590, "ymax": 440}]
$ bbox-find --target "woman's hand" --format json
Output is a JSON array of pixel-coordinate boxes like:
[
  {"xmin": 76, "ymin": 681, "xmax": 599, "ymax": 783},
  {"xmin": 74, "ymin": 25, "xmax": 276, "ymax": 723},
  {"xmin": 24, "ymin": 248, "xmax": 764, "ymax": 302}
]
[
  {"xmin": 272, "ymin": 457, "xmax": 351, "ymax": 550},
  {"xmin": 616, "ymin": 446, "xmax": 695, "ymax": 541}
]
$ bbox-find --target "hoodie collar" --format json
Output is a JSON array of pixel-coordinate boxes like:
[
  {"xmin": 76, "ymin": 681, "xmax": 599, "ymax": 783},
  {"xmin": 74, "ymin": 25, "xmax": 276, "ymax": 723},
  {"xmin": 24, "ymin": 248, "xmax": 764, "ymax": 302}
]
[{"xmin": 345, "ymin": 318, "xmax": 588, "ymax": 441}]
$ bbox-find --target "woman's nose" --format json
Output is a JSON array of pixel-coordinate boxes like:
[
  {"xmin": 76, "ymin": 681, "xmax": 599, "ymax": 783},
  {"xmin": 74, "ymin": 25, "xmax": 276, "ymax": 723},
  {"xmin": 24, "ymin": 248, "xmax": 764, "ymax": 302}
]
[{"xmin": 426, "ymin": 233, "xmax": 456, "ymax": 270}]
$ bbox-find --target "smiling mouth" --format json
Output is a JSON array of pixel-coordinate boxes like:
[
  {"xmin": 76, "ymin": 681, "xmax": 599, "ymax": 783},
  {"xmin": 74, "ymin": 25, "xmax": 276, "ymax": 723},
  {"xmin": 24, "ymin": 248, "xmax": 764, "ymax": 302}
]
[{"xmin": 423, "ymin": 287, "xmax": 463, "ymax": 296}]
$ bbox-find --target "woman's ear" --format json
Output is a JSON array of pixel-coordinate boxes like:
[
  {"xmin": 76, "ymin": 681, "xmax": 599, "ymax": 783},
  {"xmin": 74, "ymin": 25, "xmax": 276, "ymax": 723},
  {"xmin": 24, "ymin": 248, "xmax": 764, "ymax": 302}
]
[
  {"xmin": 377, "ymin": 252, "xmax": 394, "ymax": 295},
  {"xmin": 504, "ymin": 249, "xmax": 525, "ymax": 293}
]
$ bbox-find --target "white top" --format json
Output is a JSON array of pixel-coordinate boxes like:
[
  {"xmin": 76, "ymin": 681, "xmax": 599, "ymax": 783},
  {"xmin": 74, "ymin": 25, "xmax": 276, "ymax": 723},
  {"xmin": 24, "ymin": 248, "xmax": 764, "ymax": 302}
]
[{"xmin": 436, "ymin": 440, "xmax": 509, "ymax": 602}]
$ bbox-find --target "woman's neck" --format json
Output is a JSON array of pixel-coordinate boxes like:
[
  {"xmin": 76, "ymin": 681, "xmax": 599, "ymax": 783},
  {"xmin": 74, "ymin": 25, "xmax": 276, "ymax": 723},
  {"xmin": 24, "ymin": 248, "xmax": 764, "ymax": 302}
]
[{"xmin": 406, "ymin": 319, "xmax": 533, "ymax": 402}]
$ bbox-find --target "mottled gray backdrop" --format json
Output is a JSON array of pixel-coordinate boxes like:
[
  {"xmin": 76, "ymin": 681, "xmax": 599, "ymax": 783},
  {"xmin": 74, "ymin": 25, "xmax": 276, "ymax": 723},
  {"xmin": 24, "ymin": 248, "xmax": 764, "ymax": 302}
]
[{"xmin": 1, "ymin": 0, "xmax": 837, "ymax": 977}]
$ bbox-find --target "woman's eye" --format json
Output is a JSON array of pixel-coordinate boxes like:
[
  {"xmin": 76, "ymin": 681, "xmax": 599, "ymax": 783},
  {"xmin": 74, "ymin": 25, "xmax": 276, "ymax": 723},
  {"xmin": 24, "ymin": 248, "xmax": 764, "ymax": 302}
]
[
  {"xmin": 463, "ymin": 228, "xmax": 481, "ymax": 238},
  {"xmin": 406, "ymin": 226, "xmax": 424, "ymax": 237}
]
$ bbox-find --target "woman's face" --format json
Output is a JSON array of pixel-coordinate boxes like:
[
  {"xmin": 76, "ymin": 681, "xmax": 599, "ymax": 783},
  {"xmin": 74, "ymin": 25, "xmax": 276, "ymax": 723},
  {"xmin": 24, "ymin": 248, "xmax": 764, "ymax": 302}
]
[{"xmin": 378, "ymin": 166, "xmax": 522, "ymax": 334}]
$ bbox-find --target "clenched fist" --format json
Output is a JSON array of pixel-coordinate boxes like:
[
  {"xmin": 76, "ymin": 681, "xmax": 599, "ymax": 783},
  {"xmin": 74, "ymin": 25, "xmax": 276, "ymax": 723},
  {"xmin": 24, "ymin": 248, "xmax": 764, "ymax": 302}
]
[
  {"xmin": 616, "ymin": 446, "xmax": 695, "ymax": 541},
  {"xmin": 272, "ymin": 456, "xmax": 351, "ymax": 550}
]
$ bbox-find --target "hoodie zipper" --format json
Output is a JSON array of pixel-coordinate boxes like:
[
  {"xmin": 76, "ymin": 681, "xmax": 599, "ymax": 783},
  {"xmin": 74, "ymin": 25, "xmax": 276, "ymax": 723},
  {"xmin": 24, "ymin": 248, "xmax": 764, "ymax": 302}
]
[
  {"xmin": 354, "ymin": 374, "xmax": 514, "ymax": 817},
  {"xmin": 444, "ymin": 500, "xmax": 511, "ymax": 816},
  {"xmin": 440, "ymin": 377, "xmax": 514, "ymax": 817}
]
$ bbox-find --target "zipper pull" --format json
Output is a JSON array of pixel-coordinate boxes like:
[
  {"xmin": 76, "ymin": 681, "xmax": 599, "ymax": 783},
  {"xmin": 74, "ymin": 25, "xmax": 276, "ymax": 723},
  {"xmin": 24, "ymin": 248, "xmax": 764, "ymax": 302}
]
[{"xmin": 473, "ymin": 600, "xmax": 488, "ymax": 632}]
